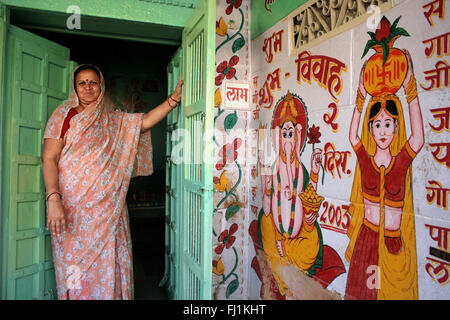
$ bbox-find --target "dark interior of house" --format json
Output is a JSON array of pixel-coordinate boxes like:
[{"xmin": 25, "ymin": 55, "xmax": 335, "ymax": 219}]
[{"xmin": 21, "ymin": 28, "xmax": 178, "ymax": 299}]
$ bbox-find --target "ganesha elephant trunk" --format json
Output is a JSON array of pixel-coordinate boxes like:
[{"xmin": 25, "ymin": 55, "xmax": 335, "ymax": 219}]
[{"xmin": 284, "ymin": 141, "xmax": 294, "ymax": 196}]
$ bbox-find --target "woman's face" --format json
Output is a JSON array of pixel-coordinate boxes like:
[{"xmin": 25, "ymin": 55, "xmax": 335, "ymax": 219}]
[
  {"xmin": 75, "ymin": 69, "xmax": 101, "ymax": 104},
  {"xmin": 370, "ymin": 108, "xmax": 397, "ymax": 150}
]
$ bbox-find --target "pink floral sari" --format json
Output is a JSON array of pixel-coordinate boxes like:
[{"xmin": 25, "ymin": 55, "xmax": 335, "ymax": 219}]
[{"xmin": 43, "ymin": 65, "xmax": 153, "ymax": 300}]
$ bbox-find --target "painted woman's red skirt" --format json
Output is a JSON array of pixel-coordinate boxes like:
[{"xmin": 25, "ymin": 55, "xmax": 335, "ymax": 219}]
[{"xmin": 344, "ymin": 223, "xmax": 402, "ymax": 300}]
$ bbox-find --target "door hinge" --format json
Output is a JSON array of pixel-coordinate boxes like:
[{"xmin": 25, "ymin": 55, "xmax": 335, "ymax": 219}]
[
  {"xmin": 166, "ymin": 155, "xmax": 174, "ymax": 168},
  {"xmin": 165, "ymin": 186, "xmax": 176, "ymax": 199},
  {"xmin": 164, "ymin": 216, "xmax": 176, "ymax": 232}
]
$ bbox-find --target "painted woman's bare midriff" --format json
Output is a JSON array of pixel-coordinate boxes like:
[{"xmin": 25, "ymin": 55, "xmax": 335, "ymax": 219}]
[{"xmin": 364, "ymin": 198, "xmax": 403, "ymax": 231}]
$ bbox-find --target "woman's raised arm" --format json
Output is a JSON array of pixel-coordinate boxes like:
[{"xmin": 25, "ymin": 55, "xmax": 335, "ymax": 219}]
[
  {"xmin": 141, "ymin": 74, "xmax": 184, "ymax": 132},
  {"xmin": 403, "ymin": 50, "xmax": 424, "ymax": 154},
  {"xmin": 349, "ymin": 64, "xmax": 367, "ymax": 148}
]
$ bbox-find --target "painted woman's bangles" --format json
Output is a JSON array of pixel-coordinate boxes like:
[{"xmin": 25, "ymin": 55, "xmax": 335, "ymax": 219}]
[
  {"xmin": 405, "ymin": 74, "xmax": 418, "ymax": 104},
  {"xmin": 356, "ymin": 88, "xmax": 365, "ymax": 113}
]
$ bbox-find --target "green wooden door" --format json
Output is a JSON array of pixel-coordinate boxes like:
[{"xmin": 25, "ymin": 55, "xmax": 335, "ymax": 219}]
[
  {"xmin": 0, "ymin": 2, "xmax": 9, "ymax": 299},
  {"xmin": 161, "ymin": 47, "xmax": 183, "ymax": 299},
  {"xmin": 2, "ymin": 25, "xmax": 72, "ymax": 299},
  {"xmin": 179, "ymin": 0, "xmax": 215, "ymax": 300}
]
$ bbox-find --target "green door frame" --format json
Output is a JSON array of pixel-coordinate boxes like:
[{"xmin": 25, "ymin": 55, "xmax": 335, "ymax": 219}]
[
  {"xmin": 161, "ymin": 47, "xmax": 183, "ymax": 299},
  {"xmin": 178, "ymin": 0, "xmax": 215, "ymax": 300}
]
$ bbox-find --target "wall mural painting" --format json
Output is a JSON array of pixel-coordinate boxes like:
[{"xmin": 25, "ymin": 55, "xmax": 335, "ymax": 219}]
[
  {"xmin": 250, "ymin": 91, "xmax": 345, "ymax": 299},
  {"xmin": 345, "ymin": 16, "xmax": 424, "ymax": 300},
  {"xmin": 212, "ymin": 0, "xmax": 449, "ymax": 300},
  {"xmin": 213, "ymin": 0, "xmax": 249, "ymax": 299},
  {"xmin": 249, "ymin": 6, "xmax": 446, "ymax": 298},
  {"xmin": 249, "ymin": 18, "xmax": 351, "ymax": 298}
]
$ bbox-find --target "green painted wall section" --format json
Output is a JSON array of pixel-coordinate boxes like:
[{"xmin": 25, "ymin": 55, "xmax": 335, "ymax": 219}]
[
  {"xmin": 0, "ymin": 0, "xmax": 195, "ymax": 28},
  {"xmin": 250, "ymin": 0, "xmax": 308, "ymax": 40}
]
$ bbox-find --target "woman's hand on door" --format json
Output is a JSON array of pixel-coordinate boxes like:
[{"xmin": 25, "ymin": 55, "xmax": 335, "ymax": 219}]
[{"xmin": 170, "ymin": 74, "xmax": 184, "ymax": 103}]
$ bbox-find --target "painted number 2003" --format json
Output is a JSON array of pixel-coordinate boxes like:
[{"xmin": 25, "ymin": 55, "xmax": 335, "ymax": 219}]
[{"xmin": 319, "ymin": 201, "xmax": 351, "ymax": 234}]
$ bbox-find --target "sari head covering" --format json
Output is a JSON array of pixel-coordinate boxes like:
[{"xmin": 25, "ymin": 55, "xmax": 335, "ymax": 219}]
[
  {"xmin": 43, "ymin": 64, "xmax": 153, "ymax": 176},
  {"xmin": 43, "ymin": 64, "xmax": 153, "ymax": 299},
  {"xmin": 345, "ymin": 93, "xmax": 418, "ymax": 299}
]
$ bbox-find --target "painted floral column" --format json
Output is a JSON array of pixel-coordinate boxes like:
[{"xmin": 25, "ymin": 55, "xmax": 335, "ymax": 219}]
[{"xmin": 212, "ymin": 0, "xmax": 252, "ymax": 299}]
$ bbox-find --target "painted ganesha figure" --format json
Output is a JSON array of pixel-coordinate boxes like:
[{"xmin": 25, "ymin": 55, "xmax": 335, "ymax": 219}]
[{"xmin": 257, "ymin": 92, "xmax": 344, "ymax": 297}]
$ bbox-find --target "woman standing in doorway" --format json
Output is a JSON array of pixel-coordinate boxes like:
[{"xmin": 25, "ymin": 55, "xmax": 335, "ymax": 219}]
[{"xmin": 42, "ymin": 64, "xmax": 183, "ymax": 300}]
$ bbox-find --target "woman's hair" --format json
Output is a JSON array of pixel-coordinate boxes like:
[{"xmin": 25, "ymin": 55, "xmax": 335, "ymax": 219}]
[
  {"xmin": 73, "ymin": 64, "xmax": 101, "ymax": 92},
  {"xmin": 368, "ymin": 100, "xmax": 399, "ymax": 127}
]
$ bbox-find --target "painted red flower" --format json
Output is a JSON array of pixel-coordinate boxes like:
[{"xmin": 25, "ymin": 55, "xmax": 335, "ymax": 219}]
[
  {"xmin": 307, "ymin": 124, "xmax": 321, "ymax": 145},
  {"xmin": 226, "ymin": 0, "xmax": 243, "ymax": 15},
  {"xmin": 215, "ymin": 223, "xmax": 238, "ymax": 254},
  {"xmin": 215, "ymin": 55, "xmax": 239, "ymax": 86},
  {"xmin": 216, "ymin": 138, "xmax": 242, "ymax": 170},
  {"xmin": 375, "ymin": 17, "xmax": 391, "ymax": 42}
]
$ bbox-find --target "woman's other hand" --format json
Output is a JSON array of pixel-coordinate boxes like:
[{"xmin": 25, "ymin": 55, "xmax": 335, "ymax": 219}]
[
  {"xmin": 42, "ymin": 138, "xmax": 66, "ymax": 236},
  {"xmin": 46, "ymin": 195, "xmax": 67, "ymax": 236}
]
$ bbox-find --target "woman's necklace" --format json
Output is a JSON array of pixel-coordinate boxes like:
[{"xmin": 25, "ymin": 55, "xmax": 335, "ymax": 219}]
[{"xmin": 277, "ymin": 159, "xmax": 299, "ymax": 238}]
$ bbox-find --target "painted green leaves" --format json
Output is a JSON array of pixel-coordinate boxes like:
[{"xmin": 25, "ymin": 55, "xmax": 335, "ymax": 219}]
[
  {"xmin": 226, "ymin": 278, "xmax": 239, "ymax": 298},
  {"xmin": 224, "ymin": 111, "xmax": 238, "ymax": 133},
  {"xmin": 225, "ymin": 203, "xmax": 241, "ymax": 220},
  {"xmin": 362, "ymin": 16, "xmax": 410, "ymax": 65},
  {"xmin": 232, "ymin": 36, "xmax": 246, "ymax": 53}
]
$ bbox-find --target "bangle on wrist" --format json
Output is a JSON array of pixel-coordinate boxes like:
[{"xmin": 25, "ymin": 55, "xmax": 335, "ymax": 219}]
[
  {"xmin": 169, "ymin": 95, "xmax": 180, "ymax": 104},
  {"xmin": 167, "ymin": 98, "xmax": 176, "ymax": 109},
  {"xmin": 405, "ymin": 74, "xmax": 418, "ymax": 104},
  {"xmin": 356, "ymin": 88, "xmax": 365, "ymax": 113},
  {"xmin": 46, "ymin": 191, "xmax": 62, "ymax": 202}
]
